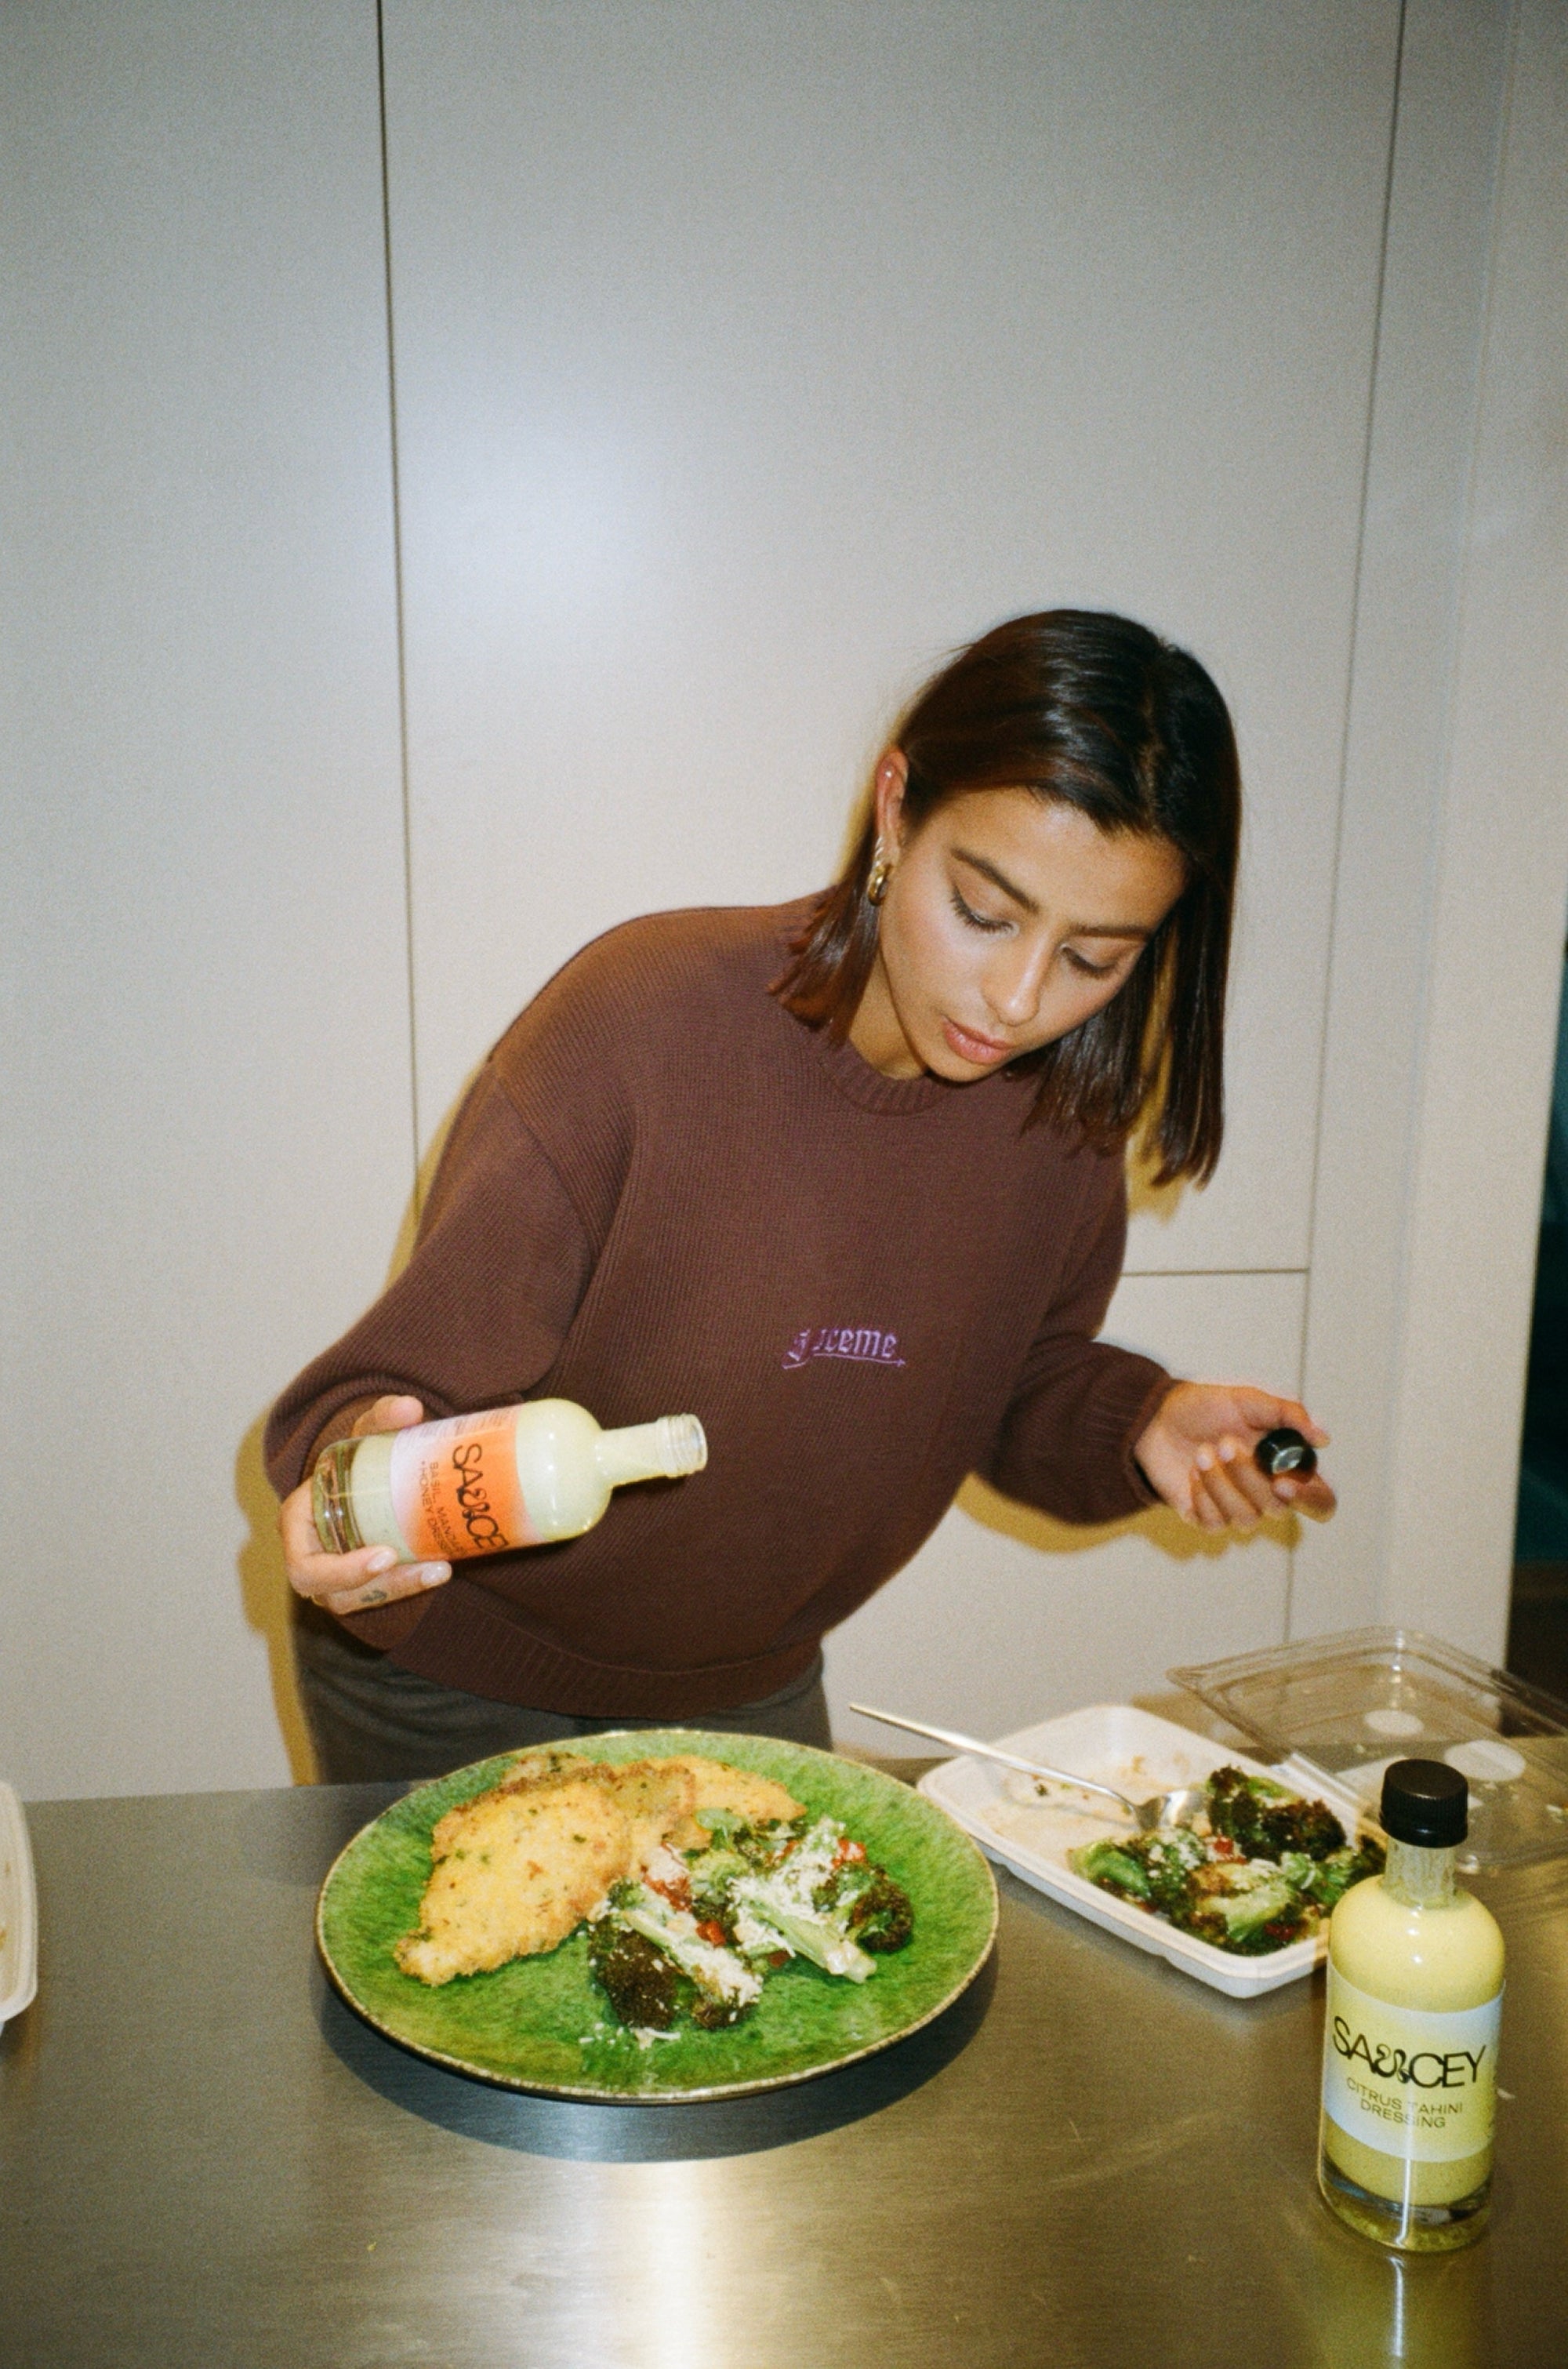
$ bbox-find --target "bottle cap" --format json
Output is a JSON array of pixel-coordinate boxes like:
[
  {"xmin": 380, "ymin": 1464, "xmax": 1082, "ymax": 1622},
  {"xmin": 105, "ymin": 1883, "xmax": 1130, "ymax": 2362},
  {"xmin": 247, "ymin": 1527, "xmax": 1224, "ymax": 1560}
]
[
  {"xmin": 1381, "ymin": 1758, "xmax": 1468, "ymax": 1847},
  {"xmin": 1254, "ymin": 1426, "xmax": 1317, "ymax": 1479}
]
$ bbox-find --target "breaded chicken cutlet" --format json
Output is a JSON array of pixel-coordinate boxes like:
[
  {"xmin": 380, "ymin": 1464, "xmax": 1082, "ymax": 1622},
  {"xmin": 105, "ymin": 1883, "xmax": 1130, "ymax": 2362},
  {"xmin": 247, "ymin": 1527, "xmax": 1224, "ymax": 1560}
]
[
  {"xmin": 394, "ymin": 1749, "xmax": 804, "ymax": 1986},
  {"xmin": 660, "ymin": 1756, "xmax": 804, "ymax": 1848},
  {"xmin": 394, "ymin": 1773, "xmax": 631, "ymax": 1983}
]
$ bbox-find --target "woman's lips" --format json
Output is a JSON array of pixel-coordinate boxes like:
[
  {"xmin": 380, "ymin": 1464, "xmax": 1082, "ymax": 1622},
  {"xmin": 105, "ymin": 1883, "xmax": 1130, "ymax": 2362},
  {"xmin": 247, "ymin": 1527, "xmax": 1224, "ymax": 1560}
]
[{"xmin": 942, "ymin": 1016, "xmax": 1014, "ymax": 1066}]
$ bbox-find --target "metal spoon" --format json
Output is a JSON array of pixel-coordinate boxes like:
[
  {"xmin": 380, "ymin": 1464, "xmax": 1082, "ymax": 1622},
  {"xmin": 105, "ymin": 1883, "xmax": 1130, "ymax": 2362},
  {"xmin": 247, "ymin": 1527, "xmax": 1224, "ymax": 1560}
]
[{"xmin": 849, "ymin": 1702, "xmax": 1209, "ymax": 1832}]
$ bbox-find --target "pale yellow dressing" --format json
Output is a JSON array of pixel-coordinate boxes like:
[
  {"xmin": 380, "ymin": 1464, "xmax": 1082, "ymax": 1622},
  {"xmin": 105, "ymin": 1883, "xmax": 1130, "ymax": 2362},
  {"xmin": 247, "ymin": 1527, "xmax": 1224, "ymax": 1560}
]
[{"xmin": 1320, "ymin": 1861, "xmax": 1504, "ymax": 2221}]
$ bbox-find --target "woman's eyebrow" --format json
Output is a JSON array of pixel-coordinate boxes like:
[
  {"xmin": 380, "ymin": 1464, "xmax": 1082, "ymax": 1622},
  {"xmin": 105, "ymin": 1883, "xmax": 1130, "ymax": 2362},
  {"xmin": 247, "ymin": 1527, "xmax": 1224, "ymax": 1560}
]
[
  {"xmin": 952, "ymin": 847, "xmax": 1039, "ymax": 912},
  {"xmin": 952, "ymin": 848, "xmax": 1154, "ymax": 938}
]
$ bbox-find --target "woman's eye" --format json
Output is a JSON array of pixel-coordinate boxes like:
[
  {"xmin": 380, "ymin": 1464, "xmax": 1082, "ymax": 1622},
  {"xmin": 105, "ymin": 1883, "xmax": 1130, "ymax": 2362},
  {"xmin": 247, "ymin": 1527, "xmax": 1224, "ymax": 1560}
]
[
  {"xmin": 1064, "ymin": 947, "xmax": 1120, "ymax": 979},
  {"xmin": 950, "ymin": 888, "xmax": 1011, "ymax": 936}
]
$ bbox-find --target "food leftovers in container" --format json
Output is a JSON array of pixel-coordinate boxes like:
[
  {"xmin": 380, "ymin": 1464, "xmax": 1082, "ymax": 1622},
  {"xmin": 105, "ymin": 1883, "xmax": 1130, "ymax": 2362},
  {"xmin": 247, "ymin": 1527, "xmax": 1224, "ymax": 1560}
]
[
  {"xmin": 918, "ymin": 1705, "xmax": 1370, "ymax": 1998},
  {"xmin": 1169, "ymin": 1627, "xmax": 1568, "ymax": 1872}
]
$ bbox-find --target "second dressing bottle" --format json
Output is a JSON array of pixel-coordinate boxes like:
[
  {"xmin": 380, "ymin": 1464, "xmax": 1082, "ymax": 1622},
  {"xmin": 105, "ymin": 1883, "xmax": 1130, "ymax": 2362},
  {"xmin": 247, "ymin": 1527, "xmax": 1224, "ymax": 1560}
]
[
  {"xmin": 312, "ymin": 1399, "xmax": 708, "ymax": 1566},
  {"xmin": 1318, "ymin": 1760, "xmax": 1504, "ymax": 2251}
]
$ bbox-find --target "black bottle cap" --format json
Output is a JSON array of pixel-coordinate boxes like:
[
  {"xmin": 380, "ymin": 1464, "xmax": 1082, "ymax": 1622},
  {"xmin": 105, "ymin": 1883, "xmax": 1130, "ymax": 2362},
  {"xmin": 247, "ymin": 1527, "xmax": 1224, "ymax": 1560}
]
[
  {"xmin": 1254, "ymin": 1426, "xmax": 1318, "ymax": 1479},
  {"xmin": 1381, "ymin": 1759, "xmax": 1468, "ymax": 1847}
]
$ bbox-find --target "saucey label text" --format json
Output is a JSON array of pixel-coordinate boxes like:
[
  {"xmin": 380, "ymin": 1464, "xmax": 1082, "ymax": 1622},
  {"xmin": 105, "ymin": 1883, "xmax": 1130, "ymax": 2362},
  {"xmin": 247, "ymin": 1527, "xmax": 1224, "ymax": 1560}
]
[
  {"xmin": 1322, "ymin": 1966, "xmax": 1501, "ymax": 2164},
  {"xmin": 1330, "ymin": 2022, "xmax": 1486, "ymax": 2090},
  {"xmin": 388, "ymin": 1411, "xmax": 539, "ymax": 1561}
]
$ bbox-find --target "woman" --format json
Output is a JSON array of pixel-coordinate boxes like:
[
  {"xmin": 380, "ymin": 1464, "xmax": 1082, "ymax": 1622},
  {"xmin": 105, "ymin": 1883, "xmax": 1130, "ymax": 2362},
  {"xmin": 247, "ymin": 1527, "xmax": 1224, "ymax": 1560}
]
[{"xmin": 267, "ymin": 610, "xmax": 1333, "ymax": 1782}]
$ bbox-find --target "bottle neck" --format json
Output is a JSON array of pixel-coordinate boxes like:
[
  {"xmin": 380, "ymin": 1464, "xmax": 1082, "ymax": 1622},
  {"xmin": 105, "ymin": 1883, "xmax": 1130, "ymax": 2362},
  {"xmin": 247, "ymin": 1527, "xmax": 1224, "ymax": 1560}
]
[
  {"xmin": 1382, "ymin": 1837, "xmax": 1458, "ymax": 1908},
  {"xmin": 594, "ymin": 1414, "xmax": 708, "ymax": 1488}
]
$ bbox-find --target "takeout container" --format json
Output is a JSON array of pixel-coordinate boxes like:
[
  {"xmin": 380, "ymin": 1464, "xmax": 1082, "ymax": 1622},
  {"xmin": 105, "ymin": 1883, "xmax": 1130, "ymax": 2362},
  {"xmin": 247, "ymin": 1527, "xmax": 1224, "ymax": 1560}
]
[
  {"xmin": 1169, "ymin": 1626, "xmax": 1568, "ymax": 1873},
  {"xmin": 919, "ymin": 1705, "xmax": 1367, "ymax": 1998},
  {"xmin": 0, "ymin": 1784, "xmax": 38, "ymax": 2035}
]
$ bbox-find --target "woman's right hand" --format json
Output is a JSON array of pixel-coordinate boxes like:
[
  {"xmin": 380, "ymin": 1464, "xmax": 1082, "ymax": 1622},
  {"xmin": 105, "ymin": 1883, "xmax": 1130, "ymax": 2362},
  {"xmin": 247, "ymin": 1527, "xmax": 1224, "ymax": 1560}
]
[{"xmin": 279, "ymin": 1394, "xmax": 452, "ymax": 1618}]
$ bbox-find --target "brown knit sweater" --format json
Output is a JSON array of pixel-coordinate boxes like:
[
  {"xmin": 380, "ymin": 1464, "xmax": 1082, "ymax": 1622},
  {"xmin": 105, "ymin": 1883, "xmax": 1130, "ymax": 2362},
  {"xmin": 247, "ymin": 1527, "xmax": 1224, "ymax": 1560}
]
[{"xmin": 265, "ymin": 901, "xmax": 1172, "ymax": 1716}]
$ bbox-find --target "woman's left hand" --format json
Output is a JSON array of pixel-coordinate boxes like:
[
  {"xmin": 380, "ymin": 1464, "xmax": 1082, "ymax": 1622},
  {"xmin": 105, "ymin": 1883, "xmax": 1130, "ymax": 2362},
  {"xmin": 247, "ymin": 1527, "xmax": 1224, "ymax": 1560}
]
[{"xmin": 1134, "ymin": 1382, "xmax": 1336, "ymax": 1531}]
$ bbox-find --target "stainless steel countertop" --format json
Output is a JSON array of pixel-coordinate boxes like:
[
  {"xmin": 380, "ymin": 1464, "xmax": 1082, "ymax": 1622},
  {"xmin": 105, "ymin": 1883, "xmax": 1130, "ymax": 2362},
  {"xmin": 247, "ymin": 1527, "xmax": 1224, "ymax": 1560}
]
[{"xmin": 2, "ymin": 1771, "xmax": 1565, "ymax": 2368}]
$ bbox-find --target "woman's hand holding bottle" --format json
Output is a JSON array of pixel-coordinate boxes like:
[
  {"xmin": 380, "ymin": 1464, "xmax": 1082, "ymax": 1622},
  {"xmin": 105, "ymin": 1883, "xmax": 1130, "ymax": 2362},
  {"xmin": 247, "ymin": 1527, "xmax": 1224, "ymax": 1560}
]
[
  {"xmin": 278, "ymin": 1395, "xmax": 452, "ymax": 1615},
  {"xmin": 1134, "ymin": 1382, "xmax": 1336, "ymax": 1530}
]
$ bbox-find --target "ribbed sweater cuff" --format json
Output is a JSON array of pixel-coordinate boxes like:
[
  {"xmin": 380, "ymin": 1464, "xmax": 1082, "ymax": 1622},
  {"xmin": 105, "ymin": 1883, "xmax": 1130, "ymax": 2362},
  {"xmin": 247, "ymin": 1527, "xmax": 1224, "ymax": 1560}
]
[{"xmin": 1080, "ymin": 1354, "xmax": 1174, "ymax": 1512}]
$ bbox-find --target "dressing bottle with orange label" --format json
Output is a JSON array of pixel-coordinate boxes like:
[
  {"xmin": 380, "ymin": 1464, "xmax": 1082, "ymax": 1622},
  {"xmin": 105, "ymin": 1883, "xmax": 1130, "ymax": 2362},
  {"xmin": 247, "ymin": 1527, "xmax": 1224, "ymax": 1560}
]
[
  {"xmin": 1319, "ymin": 1760, "xmax": 1504, "ymax": 2251},
  {"xmin": 311, "ymin": 1399, "xmax": 707, "ymax": 1565}
]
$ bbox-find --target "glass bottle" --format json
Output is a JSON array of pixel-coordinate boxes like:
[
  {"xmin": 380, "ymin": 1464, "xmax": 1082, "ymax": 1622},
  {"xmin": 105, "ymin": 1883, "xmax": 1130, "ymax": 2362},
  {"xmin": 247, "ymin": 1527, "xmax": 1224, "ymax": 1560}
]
[
  {"xmin": 312, "ymin": 1398, "xmax": 707, "ymax": 1565},
  {"xmin": 1319, "ymin": 1759, "xmax": 1504, "ymax": 2251}
]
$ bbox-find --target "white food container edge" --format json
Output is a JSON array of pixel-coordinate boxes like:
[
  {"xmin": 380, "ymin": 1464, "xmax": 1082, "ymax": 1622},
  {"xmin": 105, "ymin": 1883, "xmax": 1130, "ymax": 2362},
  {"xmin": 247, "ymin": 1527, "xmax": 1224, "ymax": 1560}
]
[{"xmin": 0, "ymin": 1782, "xmax": 39, "ymax": 2032}]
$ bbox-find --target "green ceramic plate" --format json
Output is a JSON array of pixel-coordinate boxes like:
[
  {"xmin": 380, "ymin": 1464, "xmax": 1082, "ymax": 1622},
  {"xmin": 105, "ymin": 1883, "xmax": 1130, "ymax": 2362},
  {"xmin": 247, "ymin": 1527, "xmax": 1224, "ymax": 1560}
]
[{"xmin": 317, "ymin": 1729, "xmax": 998, "ymax": 2102}]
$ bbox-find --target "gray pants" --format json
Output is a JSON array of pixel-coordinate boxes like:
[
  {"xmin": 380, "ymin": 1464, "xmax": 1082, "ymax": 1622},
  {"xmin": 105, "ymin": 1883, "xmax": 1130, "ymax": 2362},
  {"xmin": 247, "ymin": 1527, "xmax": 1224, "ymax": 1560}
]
[{"xmin": 292, "ymin": 1604, "xmax": 833, "ymax": 1784}]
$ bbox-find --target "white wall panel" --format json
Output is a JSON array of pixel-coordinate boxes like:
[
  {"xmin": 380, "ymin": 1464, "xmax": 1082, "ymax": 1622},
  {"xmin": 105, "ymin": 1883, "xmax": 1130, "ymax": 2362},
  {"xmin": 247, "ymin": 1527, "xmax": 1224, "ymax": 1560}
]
[
  {"xmin": 0, "ymin": 4, "xmax": 410, "ymax": 1797},
  {"xmin": 828, "ymin": 1271, "xmax": 1307, "ymax": 1752},
  {"xmin": 384, "ymin": 0, "xmax": 1400, "ymax": 1272},
  {"xmin": 1375, "ymin": 0, "xmax": 1568, "ymax": 1658},
  {"xmin": 1298, "ymin": 0, "xmax": 1515, "ymax": 1641},
  {"xmin": 1300, "ymin": 0, "xmax": 1568, "ymax": 1662}
]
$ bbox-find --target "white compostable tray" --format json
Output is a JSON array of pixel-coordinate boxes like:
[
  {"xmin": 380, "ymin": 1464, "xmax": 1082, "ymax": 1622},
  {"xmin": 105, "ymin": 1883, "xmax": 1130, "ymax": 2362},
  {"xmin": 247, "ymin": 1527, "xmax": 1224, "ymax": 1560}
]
[
  {"xmin": 918, "ymin": 1704, "xmax": 1367, "ymax": 1999},
  {"xmin": 0, "ymin": 1783, "xmax": 38, "ymax": 2033}
]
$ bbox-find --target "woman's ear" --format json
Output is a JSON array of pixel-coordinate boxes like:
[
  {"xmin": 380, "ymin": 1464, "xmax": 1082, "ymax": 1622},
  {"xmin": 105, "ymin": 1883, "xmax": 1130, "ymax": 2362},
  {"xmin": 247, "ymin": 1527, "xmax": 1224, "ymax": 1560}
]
[{"xmin": 873, "ymin": 748, "xmax": 909, "ymax": 851}]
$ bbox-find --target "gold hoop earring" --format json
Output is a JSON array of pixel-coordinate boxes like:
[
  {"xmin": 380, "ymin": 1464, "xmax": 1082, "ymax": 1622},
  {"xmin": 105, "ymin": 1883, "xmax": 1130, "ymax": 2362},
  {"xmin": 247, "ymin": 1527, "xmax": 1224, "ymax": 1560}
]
[{"xmin": 866, "ymin": 851, "xmax": 893, "ymax": 906}]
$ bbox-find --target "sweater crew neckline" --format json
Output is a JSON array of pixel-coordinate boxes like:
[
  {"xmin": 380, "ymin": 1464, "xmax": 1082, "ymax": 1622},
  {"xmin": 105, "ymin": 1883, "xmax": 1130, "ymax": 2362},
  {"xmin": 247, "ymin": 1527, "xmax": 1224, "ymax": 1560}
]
[
  {"xmin": 804, "ymin": 1019, "xmax": 960, "ymax": 1114},
  {"xmin": 768, "ymin": 896, "xmax": 956, "ymax": 1115}
]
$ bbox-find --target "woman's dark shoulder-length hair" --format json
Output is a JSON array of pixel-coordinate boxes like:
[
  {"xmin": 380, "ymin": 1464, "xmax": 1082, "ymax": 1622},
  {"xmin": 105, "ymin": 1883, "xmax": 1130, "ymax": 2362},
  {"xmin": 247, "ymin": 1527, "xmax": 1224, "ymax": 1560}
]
[{"xmin": 771, "ymin": 609, "xmax": 1240, "ymax": 1187}]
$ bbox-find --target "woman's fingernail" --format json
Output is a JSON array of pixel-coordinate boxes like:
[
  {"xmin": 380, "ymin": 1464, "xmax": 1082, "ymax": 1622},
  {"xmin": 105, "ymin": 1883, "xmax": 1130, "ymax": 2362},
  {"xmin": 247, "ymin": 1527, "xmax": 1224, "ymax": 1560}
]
[
  {"xmin": 1195, "ymin": 1447, "xmax": 1214, "ymax": 1471},
  {"xmin": 366, "ymin": 1549, "xmax": 396, "ymax": 1575},
  {"xmin": 421, "ymin": 1564, "xmax": 450, "ymax": 1587},
  {"xmin": 1275, "ymin": 1480, "xmax": 1297, "ymax": 1502},
  {"xmin": 1218, "ymin": 1440, "xmax": 1237, "ymax": 1463}
]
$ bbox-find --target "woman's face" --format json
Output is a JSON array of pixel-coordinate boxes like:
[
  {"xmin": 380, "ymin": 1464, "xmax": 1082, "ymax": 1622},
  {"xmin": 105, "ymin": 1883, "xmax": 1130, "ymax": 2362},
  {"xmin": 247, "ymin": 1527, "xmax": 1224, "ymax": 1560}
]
[{"xmin": 851, "ymin": 759, "xmax": 1189, "ymax": 1082}]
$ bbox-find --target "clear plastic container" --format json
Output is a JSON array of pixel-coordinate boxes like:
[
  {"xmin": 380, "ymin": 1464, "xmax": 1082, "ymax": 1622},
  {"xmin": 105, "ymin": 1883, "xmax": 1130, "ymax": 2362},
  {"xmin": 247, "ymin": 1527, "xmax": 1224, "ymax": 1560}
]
[{"xmin": 1169, "ymin": 1626, "xmax": 1568, "ymax": 1872}]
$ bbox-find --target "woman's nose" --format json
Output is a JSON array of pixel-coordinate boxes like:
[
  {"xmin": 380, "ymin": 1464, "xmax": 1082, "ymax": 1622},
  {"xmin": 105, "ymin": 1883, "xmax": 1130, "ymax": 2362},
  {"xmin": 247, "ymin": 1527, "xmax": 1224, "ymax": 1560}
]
[{"xmin": 985, "ymin": 943, "xmax": 1049, "ymax": 1026}]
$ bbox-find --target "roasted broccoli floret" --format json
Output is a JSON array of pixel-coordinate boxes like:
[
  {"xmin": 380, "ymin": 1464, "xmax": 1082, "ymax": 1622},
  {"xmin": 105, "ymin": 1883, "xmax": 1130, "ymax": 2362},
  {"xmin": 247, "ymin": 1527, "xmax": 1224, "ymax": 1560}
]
[
  {"xmin": 681, "ymin": 1842, "xmax": 751, "ymax": 1931},
  {"xmin": 687, "ymin": 1814, "xmax": 916, "ymax": 1968},
  {"xmin": 589, "ymin": 1879, "xmax": 763, "ymax": 2030},
  {"xmin": 679, "ymin": 1815, "xmax": 814, "ymax": 1937},
  {"xmin": 1136, "ymin": 1826, "xmax": 1209, "ymax": 1914},
  {"xmin": 1333, "ymin": 1836, "xmax": 1385, "ymax": 1898},
  {"xmin": 1069, "ymin": 1827, "xmax": 1204, "ymax": 1917},
  {"xmin": 840, "ymin": 1868, "xmax": 915, "ymax": 1953},
  {"xmin": 691, "ymin": 1811, "xmax": 801, "ymax": 1869},
  {"xmin": 728, "ymin": 1816, "xmax": 890, "ymax": 1981},
  {"xmin": 1069, "ymin": 1838, "xmax": 1154, "ymax": 1904},
  {"xmin": 1281, "ymin": 1838, "xmax": 1385, "ymax": 1912},
  {"xmin": 1206, "ymin": 1765, "xmax": 1346, "ymax": 1862},
  {"xmin": 587, "ymin": 1920, "xmax": 684, "ymax": 2029},
  {"xmin": 1177, "ymin": 1860, "xmax": 1312, "ymax": 1955}
]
